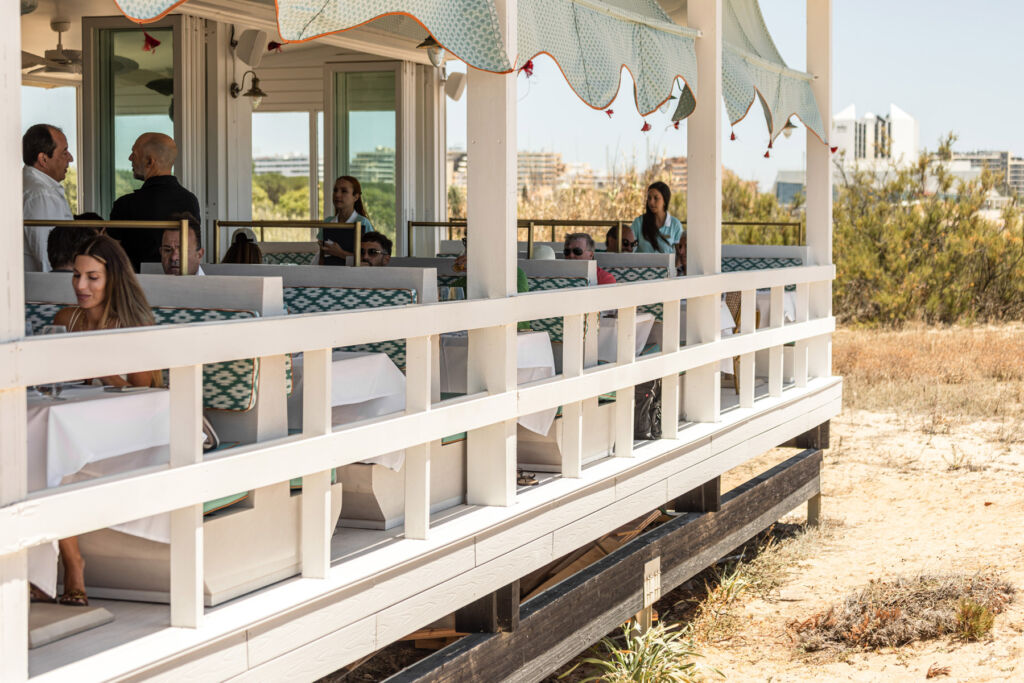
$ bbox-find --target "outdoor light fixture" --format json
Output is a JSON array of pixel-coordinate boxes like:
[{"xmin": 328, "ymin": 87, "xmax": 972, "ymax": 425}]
[
  {"xmin": 416, "ymin": 35, "xmax": 446, "ymax": 69},
  {"xmin": 230, "ymin": 70, "xmax": 267, "ymax": 109},
  {"xmin": 782, "ymin": 118, "xmax": 798, "ymax": 138}
]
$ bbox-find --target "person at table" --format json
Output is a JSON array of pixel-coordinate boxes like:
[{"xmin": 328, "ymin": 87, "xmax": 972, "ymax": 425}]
[
  {"xmin": 318, "ymin": 175, "xmax": 373, "ymax": 265},
  {"xmin": 108, "ymin": 133, "xmax": 202, "ymax": 272},
  {"xmin": 23, "ymin": 123, "xmax": 74, "ymax": 272},
  {"xmin": 222, "ymin": 230, "xmax": 264, "ymax": 264},
  {"xmin": 360, "ymin": 231, "xmax": 392, "ymax": 266},
  {"xmin": 604, "ymin": 225, "xmax": 638, "ymax": 253},
  {"xmin": 564, "ymin": 233, "xmax": 617, "ymax": 284},
  {"xmin": 630, "ymin": 181, "xmax": 683, "ymax": 256},
  {"xmin": 47, "ymin": 222, "xmax": 98, "ymax": 273},
  {"xmin": 159, "ymin": 213, "xmax": 205, "ymax": 275},
  {"xmin": 50, "ymin": 235, "xmax": 162, "ymax": 606}
]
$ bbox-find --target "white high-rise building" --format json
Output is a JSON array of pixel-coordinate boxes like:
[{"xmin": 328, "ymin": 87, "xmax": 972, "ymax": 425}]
[{"xmin": 832, "ymin": 104, "xmax": 919, "ymax": 169}]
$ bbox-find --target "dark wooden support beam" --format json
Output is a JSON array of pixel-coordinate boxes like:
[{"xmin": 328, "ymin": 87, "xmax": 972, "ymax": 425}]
[
  {"xmin": 783, "ymin": 420, "xmax": 830, "ymax": 450},
  {"xmin": 671, "ymin": 476, "xmax": 721, "ymax": 513},
  {"xmin": 454, "ymin": 580, "xmax": 519, "ymax": 633},
  {"xmin": 387, "ymin": 449, "xmax": 822, "ymax": 683}
]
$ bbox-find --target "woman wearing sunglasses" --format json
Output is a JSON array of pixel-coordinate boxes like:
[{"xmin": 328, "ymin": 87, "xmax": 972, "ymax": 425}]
[{"xmin": 630, "ymin": 181, "xmax": 684, "ymax": 258}]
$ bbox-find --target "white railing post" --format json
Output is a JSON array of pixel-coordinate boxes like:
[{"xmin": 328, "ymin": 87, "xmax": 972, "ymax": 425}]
[
  {"xmin": 169, "ymin": 365, "xmax": 204, "ymax": 627},
  {"xmin": 768, "ymin": 286, "xmax": 785, "ymax": 397},
  {"xmin": 561, "ymin": 314, "xmax": 585, "ymax": 477},
  {"xmin": 301, "ymin": 349, "xmax": 332, "ymax": 578},
  {"xmin": 807, "ymin": 0, "xmax": 834, "ymax": 379},
  {"xmin": 0, "ymin": 1, "xmax": 27, "ymax": 673},
  {"xmin": 465, "ymin": 0, "xmax": 518, "ymax": 507},
  {"xmin": 739, "ymin": 289, "xmax": 756, "ymax": 408},
  {"xmin": 404, "ymin": 336, "xmax": 432, "ymax": 539},
  {"xmin": 660, "ymin": 298, "xmax": 681, "ymax": 437},
  {"xmin": 793, "ymin": 283, "xmax": 810, "ymax": 387},
  {"xmin": 614, "ymin": 307, "xmax": 637, "ymax": 457},
  {"xmin": 685, "ymin": 0, "xmax": 723, "ymax": 424}
]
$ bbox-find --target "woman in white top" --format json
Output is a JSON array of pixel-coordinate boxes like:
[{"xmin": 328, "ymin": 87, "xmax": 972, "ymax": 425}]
[
  {"xmin": 318, "ymin": 175, "xmax": 374, "ymax": 265},
  {"xmin": 630, "ymin": 181, "xmax": 684, "ymax": 259}
]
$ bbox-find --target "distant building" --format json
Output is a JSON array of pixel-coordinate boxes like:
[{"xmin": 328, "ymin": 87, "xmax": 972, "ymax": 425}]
[
  {"xmin": 952, "ymin": 150, "xmax": 1024, "ymax": 196},
  {"xmin": 832, "ymin": 104, "xmax": 919, "ymax": 169},
  {"xmin": 773, "ymin": 170, "xmax": 805, "ymax": 205},
  {"xmin": 253, "ymin": 155, "xmax": 324, "ymax": 178},
  {"xmin": 349, "ymin": 146, "xmax": 395, "ymax": 184},
  {"xmin": 518, "ymin": 151, "xmax": 566, "ymax": 191},
  {"xmin": 650, "ymin": 156, "xmax": 688, "ymax": 193},
  {"xmin": 447, "ymin": 150, "xmax": 468, "ymax": 188}
]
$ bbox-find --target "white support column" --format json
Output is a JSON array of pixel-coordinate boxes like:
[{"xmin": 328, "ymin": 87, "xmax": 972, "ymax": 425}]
[
  {"xmin": 739, "ymin": 289, "xmax": 756, "ymax": 408},
  {"xmin": 660, "ymin": 298, "xmax": 681, "ymax": 438},
  {"xmin": 404, "ymin": 336, "xmax": 432, "ymax": 539},
  {"xmin": 561, "ymin": 314, "xmax": 585, "ymax": 478},
  {"xmin": 614, "ymin": 307, "xmax": 637, "ymax": 457},
  {"xmin": 169, "ymin": 365, "xmax": 204, "ymax": 628},
  {"xmin": 685, "ymin": 0, "xmax": 723, "ymax": 424},
  {"xmin": 0, "ymin": 5, "xmax": 27, "ymax": 670},
  {"xmin": 301, "ymin": 349, "xmax": 332, "ymax": 578},
  {"xmin": 466, "ymin": 0, "xmax": 518, "ymax": 507},
  {"xmin": 807, "ymin": 0, "xmax": 833, "ymax": 379}
]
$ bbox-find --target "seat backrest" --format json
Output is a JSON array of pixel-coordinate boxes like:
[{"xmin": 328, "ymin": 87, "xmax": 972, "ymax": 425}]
[
  {"xmin": 258, "ymin": 241, "xmax": 319, "ymax": 265},
  {"xmin": 517, "ymin": 260, "xmax": 595, "ymax": 342},
  {"xmin": 594, "ymin": 253, "xmax": 674, "ymax": 320},
  {"xmin": 720, "ymin": 244, "xmax": 808, "ymax": 272}
]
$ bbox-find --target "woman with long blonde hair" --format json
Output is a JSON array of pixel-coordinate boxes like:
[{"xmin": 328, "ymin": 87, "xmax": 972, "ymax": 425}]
[{"xmin": 48, "ymin": 234, "xmax": 162, "ymax": 605}]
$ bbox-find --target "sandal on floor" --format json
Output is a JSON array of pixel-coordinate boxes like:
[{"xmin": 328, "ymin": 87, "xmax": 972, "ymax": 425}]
[
  {"xmin": 29, "ymin": 584, "xmax": 56, "ymax": 604},
  {"xmin": 517, "ymin": 470, "xmax": 538, "ymax": 487},
  {"xmin": 58, "ymin": 589, "xmax": 89, "ymax": 607}
]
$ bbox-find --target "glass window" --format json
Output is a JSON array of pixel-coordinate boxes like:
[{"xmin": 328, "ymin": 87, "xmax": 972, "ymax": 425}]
[
  {"xmin": 252, "ymin": 111, "xmax": 311, "ymax": 241},
  {"xmin": 95, "ymin": 27, "xmax": 175, "ymax": 215},
  {"xmin": 333, "ymin": 71, "xmax": 396, "ymax": 240}
]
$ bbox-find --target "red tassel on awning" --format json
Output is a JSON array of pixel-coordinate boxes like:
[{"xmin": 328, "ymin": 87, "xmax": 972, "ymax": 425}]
[
  {"xmin": 143, "ymin": 32, "xmax": 161, "ymax": 52},
  {"xmin": 268, "ymin": 41, "xmax": 283, "ymax": 52},
  {"xmin": 830, "ymin": 146, "xmax": 838, "ymax": 153},
  {"xmin": 764, "ymin": 150, "xmax": 770, "ymax": 158},
  {"xmin": 730, "ymin": 131, "xmax": 736, "ymax": 141},
  {"xmin": 605, "ymin": 109, "xmax": 614, "ymax": 118},
  {"xmin": 641, "ymin": 121, "xmax": 652, "ymax": 133},
  {"xmin": 768, "ymin": 139, "xmax": 773, "ymax": 149},
  {"xmin": 672, "ymin": 121, "xmax": 680, "ymax": 130},
  {"xmin": 519, "ymin": 59, "xmax": 534, "ymax": 78}
]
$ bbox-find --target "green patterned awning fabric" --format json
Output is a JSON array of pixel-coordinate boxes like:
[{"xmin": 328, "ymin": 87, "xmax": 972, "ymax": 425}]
[
  {"xmin": 673, "ymin": 0, "xmax": 828, "ymax": 144},
  {"xmin": 114, "ymin": 0, "xmax": 698, "ymax": 115}
]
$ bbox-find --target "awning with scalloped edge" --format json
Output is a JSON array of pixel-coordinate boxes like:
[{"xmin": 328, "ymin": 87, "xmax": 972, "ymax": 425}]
[
  {"xmin": 672, "ymin": 0, "xmax": 828, "ymax": 145},
  {"xmin": 113, "ymin": 0, "xmax": 698, "ymax": 116}
]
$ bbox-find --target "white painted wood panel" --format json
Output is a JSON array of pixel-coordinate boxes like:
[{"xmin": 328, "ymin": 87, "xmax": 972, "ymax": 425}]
[{"xmin": 552, "ymin": 481, "xmax": 669, "ymax": 557}]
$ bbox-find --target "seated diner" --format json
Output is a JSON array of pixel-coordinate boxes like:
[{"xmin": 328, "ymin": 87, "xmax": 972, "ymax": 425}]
[
  {"xmin": 47, "ymin": 234, "xmax": 163, "ymax": 607},
  {"xmin": 360, "ymin": 231, "xmax": 392, "ymax": 266},
  {"xmin": 222, "ymin": 230, "xmax": 263, "ymax": 264},
  {"xmin": 604, "ymin": 225, "xmax": 638, "ymax": 253},
  {"xmin": 563, "ymin": 232, "xmax": 616, "ymax": 284},
  {"xmin": 159, "ymin": 213, "xmax": 205, "ymax": 275},
  {"xmin": 319, "ymin": 175, "xmax": 373, "ymax": 265}
]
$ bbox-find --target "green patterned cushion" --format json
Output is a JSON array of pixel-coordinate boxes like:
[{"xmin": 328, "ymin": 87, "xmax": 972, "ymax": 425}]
[
  {"xmin": 526, "ymin": 276, "xmax": 589, "ymax": 342},
  {"xmin": 437, "ymin": 274, "xmax": 462, "ymax": 289},
  {"xmin": 151, "ymin": 307, "xmax": 293, "ymax": 412},
  {"xmin": 263, "ymin": 251, "xmax": 317, "ymax": 265},
  {"xmin": 602, "ymin": 267, "xmax": 670, "ymax": 321},
  {"xmin": 25, "ymin": 302, "xmax": 65, "ymax": 335},
  {"xmin": 283, "ymin": 287, "xmax": 417, "ymax": 369},
  {"xmin": 721, "ymin": 257, "xmax": 802, "ymax": 292}
]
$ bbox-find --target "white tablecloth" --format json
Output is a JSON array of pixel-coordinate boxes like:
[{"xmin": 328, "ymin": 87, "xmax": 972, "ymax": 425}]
[
  {"xmin": 597, "ymin": 312, "xmax": 656, "ymax": 363},
  {"xmin": 288, "ymin": 350, "xmax": 407, "ymax": 470},
  {"xmin": 26, "ymin": 385, "xmax": 172, "ymax": 596},
  {"xmin": 439, "ymin": 330, "xmax": 557, "ymax": 435},
  {"xmin": 756, "ymin": 289, "xmax": 798, "ymax": 327},
  {"xmin": 678, "ymin": 299, "xmax": 736, "ymax": 343}
]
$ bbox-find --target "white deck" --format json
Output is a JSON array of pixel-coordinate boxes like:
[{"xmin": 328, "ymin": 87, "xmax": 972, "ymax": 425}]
[{"xmin": 29, "ymin": 378, "xmax": 840, "ymax": 681}]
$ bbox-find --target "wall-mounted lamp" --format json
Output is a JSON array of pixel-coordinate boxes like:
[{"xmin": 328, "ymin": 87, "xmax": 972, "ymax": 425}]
[
  {"xmin": 230, "ymin": 70, "xmax": 267, "ymax": 109},
  {"xmin": 416, "ymin": 35, "xmax": 446, "ymax": 70},
  {"xmin": 782, "ymin": 118, "xmax": 798, "ymax": 139}
]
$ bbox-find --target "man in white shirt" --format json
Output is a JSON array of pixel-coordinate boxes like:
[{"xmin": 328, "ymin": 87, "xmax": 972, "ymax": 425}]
[{"xmin": 22, "ymin": 124, "xmax": 74, "ymax": 272}]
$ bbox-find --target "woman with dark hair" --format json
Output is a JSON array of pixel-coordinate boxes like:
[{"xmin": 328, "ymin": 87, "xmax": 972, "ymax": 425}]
[
  {"xmin": 630, "ymin": 181, "xmax": 684, "ymax": 257},
  {"xmin": 222, "ymin": 230, "xmax": 264, "ymax": 264},
  {"xmin": 48, "ymin": 234, "xmax": 163, "ymax": 606},
  {"xmin": 318, "ymin": 175, "xmax": 374, "ymax": 265}
]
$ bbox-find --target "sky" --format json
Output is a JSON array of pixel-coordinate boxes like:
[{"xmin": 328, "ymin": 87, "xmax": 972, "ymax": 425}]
[{"xmin": 21, "ymin": 0, "xmax": 1024, "ymax": 189}]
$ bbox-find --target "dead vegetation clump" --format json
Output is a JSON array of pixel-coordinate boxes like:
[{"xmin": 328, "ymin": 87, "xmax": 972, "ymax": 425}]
[{"xmin": 789, "ymin": 573, "xmax": 1015, "ymax": 654}]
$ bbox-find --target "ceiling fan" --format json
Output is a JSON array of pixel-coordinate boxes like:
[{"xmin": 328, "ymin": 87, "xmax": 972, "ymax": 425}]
[{"xmin": 23, "ymin": 14, "xmax": 83, "ymax": 75}]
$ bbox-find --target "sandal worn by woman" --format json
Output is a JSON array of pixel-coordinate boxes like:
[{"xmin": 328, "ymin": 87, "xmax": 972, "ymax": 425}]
[{"xmin": 58, "ymin": 589, "xmax": 89, "ymax": 607}]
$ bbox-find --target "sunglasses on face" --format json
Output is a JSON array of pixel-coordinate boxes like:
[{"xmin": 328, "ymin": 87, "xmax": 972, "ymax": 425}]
[
  {"xmin": 620, "ymin": 240, "xmax": 639, "ymax": 249},
  {"xmin": 360, "ymin": 248, "xmax": 384, "ymax": 257},
  {"xmin": 564, "ymin": 247, "xmax": 588, "ymax": 256}
]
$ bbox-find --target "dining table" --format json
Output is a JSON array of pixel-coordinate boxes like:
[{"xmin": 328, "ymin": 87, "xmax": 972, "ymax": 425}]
[{"xmin": 596, "ymin": 311, "xmax": 656, "ymax": 363}]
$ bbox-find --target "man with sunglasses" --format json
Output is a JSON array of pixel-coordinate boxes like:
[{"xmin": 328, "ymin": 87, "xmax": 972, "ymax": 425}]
[
  {"xmin": 604, "ymin": 225, "xmax": 638, "ymax": 253},
  {"xmin": 359, "ymin": 231, "xmax": 392, "ymax": 266},
  {"xmin": 563, "ymin": 233, "xmax": 616, "ymax": 284}
]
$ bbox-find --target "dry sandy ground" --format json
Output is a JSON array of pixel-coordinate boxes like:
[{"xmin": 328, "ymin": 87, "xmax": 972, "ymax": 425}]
[{"xmin": 708, "ymin": 409, "xmax": 1024, "ymax": 682}]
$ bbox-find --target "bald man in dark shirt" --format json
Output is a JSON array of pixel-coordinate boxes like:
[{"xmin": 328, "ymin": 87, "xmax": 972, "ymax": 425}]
[{"xmin": 108, "ymin": 132, "xmax": 201, "ymax": 272}]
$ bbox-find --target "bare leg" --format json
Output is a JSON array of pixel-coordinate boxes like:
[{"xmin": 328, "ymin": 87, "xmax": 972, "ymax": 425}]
[{"xmin": 58, "ymin": 536, "xmax": 87, "ymax": 604}]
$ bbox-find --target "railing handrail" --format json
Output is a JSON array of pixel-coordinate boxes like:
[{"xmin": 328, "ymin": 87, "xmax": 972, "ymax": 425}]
[
  {"xmin": 214, "ymin": 219, "xmax": 361, "ymax": 265},
  {"xmin": 26, "ymin": 218, "xmax": 193, "ymax": 276}
]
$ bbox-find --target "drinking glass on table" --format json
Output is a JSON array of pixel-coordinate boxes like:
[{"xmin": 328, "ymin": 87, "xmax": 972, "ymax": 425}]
[{"xmin": 36, "ymin": 325, "xmax": 68, "ymax": 399}]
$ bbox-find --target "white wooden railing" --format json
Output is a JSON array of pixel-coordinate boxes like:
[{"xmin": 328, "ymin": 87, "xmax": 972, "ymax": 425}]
[{"xmin": 0, "ymin": 264, "xmax": 834, "ymax": 641}]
